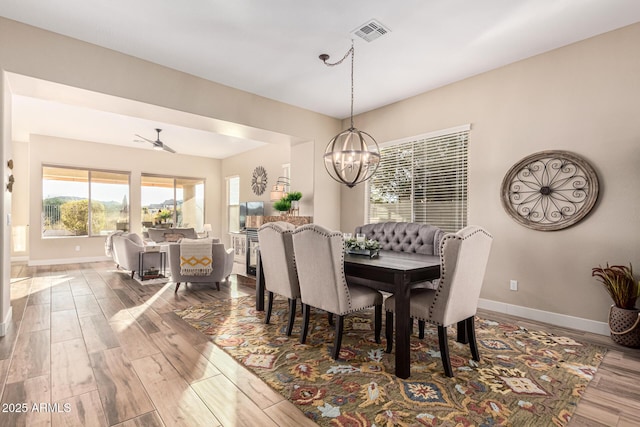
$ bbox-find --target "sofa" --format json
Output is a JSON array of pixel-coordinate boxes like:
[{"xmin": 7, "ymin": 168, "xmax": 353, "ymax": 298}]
[
  {"xmin": 145, "ymin": 227, "xmax": 198, "ymax": 244},
  {"xmin": 168, "ymin": 241, "xmax": 234, "ymax": 293},
  {"xmin": 354, "ymin": 222, "xmax": 444, "ymax": 256}
]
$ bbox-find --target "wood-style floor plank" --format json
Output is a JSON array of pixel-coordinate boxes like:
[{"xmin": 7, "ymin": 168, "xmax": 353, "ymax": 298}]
[
  {"xmin": 20, "ymin": 303, "xmax": 50, "ymax": 333},
  {"xmin": 97, "ymin": 297, "xmax": 133, "ymax": 323},
  {"xmin": 74, "ymin": 294, "xmax": 102, "ymax": 318},
  {"xmin": 0, "ymin": 375, "xmax": 51, "ymax": 427},
  {"xmin": 109, "ymin": 320, "xmax": 160, "ymax": 361},
  {"xmin": 112, "ymin": 411, "xmax": 165, "ymax": 427},
  {"xmin": 51, "ymin": 337, "xmax": 97, "ymax": 401},
  {"xmin": 197, "ymin": 340, "xmax": 284, "ymax": 409},
  {"xmin": 148, "ymin": 330, "xmax": 220, "ymax": 384},
  {"xmin": 90, "ymin": 347, "xmax": 155, "ymax": 425},
  {"xmin": 51, "ymin": 309, "xmax": 82, "ymax": 343},
  {"xmin": 6, "ymin": 329, "xmax": 50, "ymax": 383},
  {"xmin": 263, "ymin": 400, "xmax": 320, "ymax": 427},
  {"xmin": 192, "ymin": 375, "xmax": 280, "ymax": 427},
  {"xmin": 132, "ymin": 353, "xmax": 221, "ymax": 426},
  {"xmin": 51, "ymin": 390, "xmax": 109, "ymax": 427},
  {"xmin": 79, "ymin": 315, "xmax": 120, "ymax": 354},
  {"xmin": 51, "ymin": 290, "xmax": 76, "ymax": 312}
]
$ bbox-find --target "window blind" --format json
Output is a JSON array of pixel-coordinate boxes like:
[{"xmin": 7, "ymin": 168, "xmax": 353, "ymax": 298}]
[{"xmin": 367, "ymin": 126, "xmax": 469, "ymax": 233}]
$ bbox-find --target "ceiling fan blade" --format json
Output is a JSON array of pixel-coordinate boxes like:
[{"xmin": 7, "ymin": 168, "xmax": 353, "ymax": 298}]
[
  {"xmin": 135, "ymin": 129, "xmax": 176, "ymax": 153},
  {"xmin": 134, "ymin": 134, "xmax": 154, "ymax": 144}
]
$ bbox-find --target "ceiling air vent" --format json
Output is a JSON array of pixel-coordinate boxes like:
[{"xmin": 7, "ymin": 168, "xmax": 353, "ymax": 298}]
[{"xmin": 351, "ymin": 19, "xmax": 390, "ymax": 43}]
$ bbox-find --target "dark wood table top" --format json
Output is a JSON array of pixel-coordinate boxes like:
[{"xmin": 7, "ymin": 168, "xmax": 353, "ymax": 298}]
[
  {"xmin": 344, "ymin": 250, "xmax": 440, "ymax": 293},
  {"xmin": 345, "ymin": 250, "xmax": 439, "ymax": 270}
]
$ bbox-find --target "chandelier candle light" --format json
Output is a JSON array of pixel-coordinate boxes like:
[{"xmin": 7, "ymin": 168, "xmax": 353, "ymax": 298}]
[{"xmin": 320, "ymin": 41, "xmax": 381, "ymax": 187}]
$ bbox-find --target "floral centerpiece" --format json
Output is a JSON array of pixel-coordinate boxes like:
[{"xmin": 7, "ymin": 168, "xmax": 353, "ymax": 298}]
[{"xmin": 344, "ymin": 237, "xmax": 381, "ymax": 258}]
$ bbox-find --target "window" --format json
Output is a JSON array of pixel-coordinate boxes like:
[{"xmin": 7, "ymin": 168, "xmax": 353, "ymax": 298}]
[
  {"xmin": 141, "ymin": 175, "xmax": 205, "ymax": 230},
  {"xmin": 42, "ymin": 166, "xmax": 130, "ymax": 237},
  {"xmin": 367, "ymin": 125, "xmax": 469, "ymax": 233},
  {"xmin": 227, "ymin": 176, "xmax": 240, "ymax": 233}
]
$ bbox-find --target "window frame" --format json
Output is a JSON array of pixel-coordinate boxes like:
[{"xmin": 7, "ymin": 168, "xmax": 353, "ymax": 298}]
[
  {"xmin": 226, "ymin": 175, "xmax": 240, "ymax": 233},
  {"xmin": 365, "ymin": 124, "xmax": 470, "ymax": 233},
  {"xmin": 41, "ymin": 165, "xmax": 131, "ymax": 238},
  {"xmin": 140, "ymin": 173, "xmax": 206, "ymax": 230}
]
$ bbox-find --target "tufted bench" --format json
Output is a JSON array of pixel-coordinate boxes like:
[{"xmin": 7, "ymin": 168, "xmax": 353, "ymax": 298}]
[
  {"xmin": 354, "ymin": 222, "xmax": 444, "ymax": 256},
  {"xmin": 352, "ymin": 222, "xmax": 444, "ymax": 291}
]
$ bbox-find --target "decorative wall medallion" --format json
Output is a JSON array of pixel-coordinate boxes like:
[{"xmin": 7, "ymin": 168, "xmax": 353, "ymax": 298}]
[
  {"xmin": 501, "ymin": 150, "xmax": 599, "ymax": 231},
  {"xmin": 251, "ymin": 166, "xmax": 268, "ymax": 195}
]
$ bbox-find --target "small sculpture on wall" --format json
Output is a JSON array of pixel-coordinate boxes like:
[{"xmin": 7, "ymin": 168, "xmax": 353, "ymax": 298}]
[
  {"xmin": 251, "ymin": 166, "xmax": 268, "ymax": 195},
  {"xmin": 501, "ymin": 150, "xmax": 599, "ymax": 231}
]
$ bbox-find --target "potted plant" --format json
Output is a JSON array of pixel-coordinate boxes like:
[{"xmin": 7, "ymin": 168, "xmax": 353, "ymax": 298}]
[
  {"xmin": 273, "ymin": 198, "xmax": 291, "ymax": 216},
  {"xmin": 592, "ymin": 263, "xmax": 640, "ymax": 348},
  {"xmin": 155, "ymin": 209, "xmax": 173, "ymax": 227},
  {"xmin": 286, "ymin": 191, "xmax": 302, "ymax": 215}
]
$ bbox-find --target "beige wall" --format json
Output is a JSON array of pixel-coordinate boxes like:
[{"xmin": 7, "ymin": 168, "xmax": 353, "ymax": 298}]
[
  {"xmin": 220, "ymin": 140, "xmax": 316, "ymax": 217},
  {"xmin": 220, "ymin": 143, "xmax": 290, "ymax": 245},
  {"xmin": 341, "ymin": 23, "xmax": 640, "ymax": 324},
  {"xmin": 24, "ymin": 135, "xmax": 221, "ymax": 263}
]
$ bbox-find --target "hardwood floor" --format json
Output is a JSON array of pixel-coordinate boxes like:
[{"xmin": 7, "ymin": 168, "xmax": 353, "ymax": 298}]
[{"xmin": 1, "ymin": 261, "xmax": 639, "ymax": 426}]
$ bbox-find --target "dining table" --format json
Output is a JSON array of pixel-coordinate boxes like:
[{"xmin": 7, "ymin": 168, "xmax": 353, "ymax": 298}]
[{"xmin": 255, "ymin": 249, "xmax": 442, "ymax": 379}]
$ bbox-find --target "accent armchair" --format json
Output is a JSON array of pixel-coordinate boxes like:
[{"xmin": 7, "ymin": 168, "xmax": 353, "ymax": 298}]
[
  {"xmin": 168, "ymin": 240, "xmax": 234, "ymax": 293},
  {"xmin": 111, "ymin": 233, "xmax": 159, "ymax": 279}
]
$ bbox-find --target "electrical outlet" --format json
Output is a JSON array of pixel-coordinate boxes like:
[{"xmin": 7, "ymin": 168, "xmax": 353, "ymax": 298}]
[
  {"xmin": 510, "ymin": 279, "xmax": 518, "ymax": 291},
  {"xmin": 75, "ymin": 245, "xmax": 80, "ymax": 252}
]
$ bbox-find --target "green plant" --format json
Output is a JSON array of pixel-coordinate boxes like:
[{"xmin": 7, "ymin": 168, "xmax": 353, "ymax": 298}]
[
  {"xmin": 592, "ymin": 263, "xmax": 640, "ymax": 309},
  {"xmin": 344, "ymin": 238, "xmax": 380, "ymax": 251},
  {"xmin": 286, "ymin": 191, "xmax": 302, "ymax": 202},
  {"xmin": 60, "ymin": 199, "xmax": 105, "ymax": 235},
  {"xmin": 156, "ymin": 209, "xmax": 173, "ymax": 222},
  {"xmin": 273, "ymin": 198, "xmax": 291, "ymax": 212}
]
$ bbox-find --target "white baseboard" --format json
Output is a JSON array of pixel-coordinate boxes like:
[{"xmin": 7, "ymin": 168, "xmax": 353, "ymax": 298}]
[
  {"xmin": 478, "ymin": 298, "xmax": 609, "ymax": 336},
  {"xmin": 0, "ymin": 306, "xmax": 13, "ymax": 337},
  {"xmin": 28, "ymin": 255, "xmax": 112, "ymax": 266},
  {"xmin": 10, "ymin": 256, "xmax": 29, "ymax": 263}
]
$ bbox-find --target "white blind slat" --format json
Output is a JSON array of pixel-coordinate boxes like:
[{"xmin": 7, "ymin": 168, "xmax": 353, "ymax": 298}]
[{"xmin": 367, "ymin": 128, "xmax": 469, "ymax": 233}]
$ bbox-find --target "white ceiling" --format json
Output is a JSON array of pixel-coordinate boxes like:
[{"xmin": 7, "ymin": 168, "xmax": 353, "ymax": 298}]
[{"xmin": 3, "ymin": 0, "xmax": 640, "ymax": 158}]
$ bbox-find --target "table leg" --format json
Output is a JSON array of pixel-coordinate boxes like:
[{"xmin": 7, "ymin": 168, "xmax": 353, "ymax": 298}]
[
  {"xmin": 394, "ymin": 271, "xmax": 412, "ymax": 379},
  {"xmin": 456, "ymin": 320, "xmax": 468, "ymax": 344},
  {"xmin": 255, "ymin": 249, "xmax": 265, "ymax": 311},
  {"xmin": 138, "ymin": 252, "xmax": 144, "ymax": 281}
]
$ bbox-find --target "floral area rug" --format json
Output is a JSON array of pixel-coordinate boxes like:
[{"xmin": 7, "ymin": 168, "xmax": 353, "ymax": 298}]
[{"xmin": 175, "ymin": 296, "xmax": 605, "ymax": 426}]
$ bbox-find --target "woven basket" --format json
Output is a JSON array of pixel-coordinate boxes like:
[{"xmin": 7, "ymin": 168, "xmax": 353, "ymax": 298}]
[{"xmin": 609, "ymin": 305, "xmax": 640, "ymax": 348}]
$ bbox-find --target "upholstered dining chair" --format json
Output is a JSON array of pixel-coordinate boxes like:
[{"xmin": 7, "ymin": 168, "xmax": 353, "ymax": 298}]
[
  {"xmin": 292, "ymin": 224, "xmax": 383, "ymax": 360},
  {"xmin": 257, "ymin": 221, "xmax": 300, "ymax": 336},
  {"xmin": 384, "ymin": 225, "xmax": 493, "ymax": 377}
]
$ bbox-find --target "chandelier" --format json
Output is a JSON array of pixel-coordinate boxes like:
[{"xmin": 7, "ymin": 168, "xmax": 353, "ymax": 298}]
[{"xmin": 320, "ymin": 41, "xmax": 380, "ymax": 188}]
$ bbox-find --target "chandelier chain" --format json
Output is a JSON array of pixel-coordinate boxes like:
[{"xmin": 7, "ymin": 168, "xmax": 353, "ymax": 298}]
[{"xmin": 321, "ymin": 40, "xmax": 355, "ymax": 128}]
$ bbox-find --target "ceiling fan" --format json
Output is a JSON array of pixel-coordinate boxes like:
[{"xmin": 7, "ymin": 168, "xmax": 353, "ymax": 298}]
[{"xmin": 134, "ymin": 128, "xmax": 176, "ymax": 153}]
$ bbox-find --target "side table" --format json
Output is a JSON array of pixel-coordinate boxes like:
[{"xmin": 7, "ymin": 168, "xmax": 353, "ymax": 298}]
[{"xmin": 138, "ymin": 250, "xmax": 166, "ymax": 280}]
